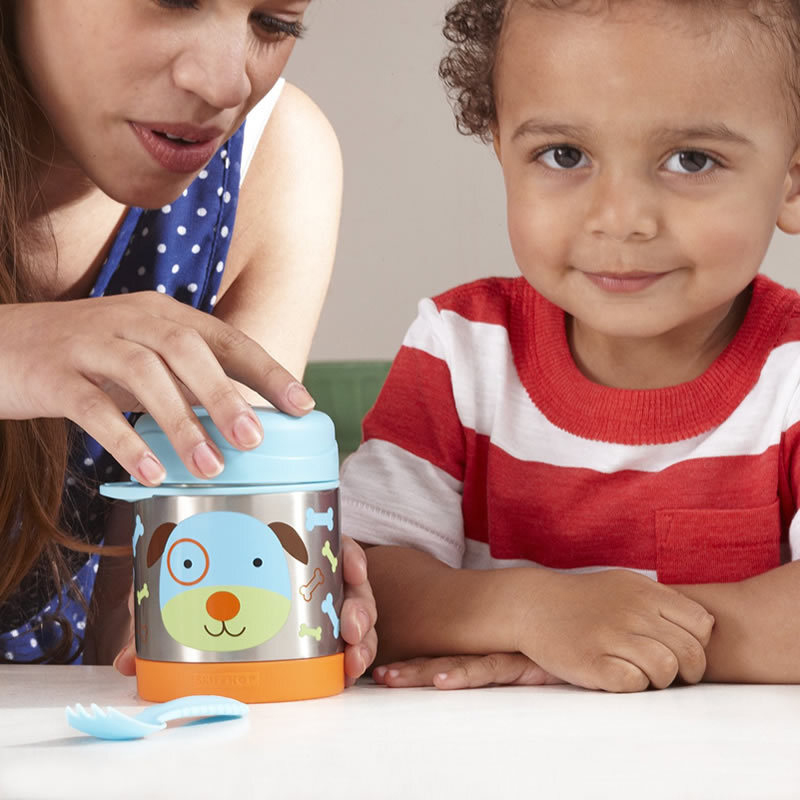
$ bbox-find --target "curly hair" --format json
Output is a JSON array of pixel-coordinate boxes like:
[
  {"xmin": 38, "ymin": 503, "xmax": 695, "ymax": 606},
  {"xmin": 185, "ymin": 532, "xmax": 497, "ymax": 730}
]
[{"xmin": 439, "ymin": 0, "xmax": 800, "ymax": 141}]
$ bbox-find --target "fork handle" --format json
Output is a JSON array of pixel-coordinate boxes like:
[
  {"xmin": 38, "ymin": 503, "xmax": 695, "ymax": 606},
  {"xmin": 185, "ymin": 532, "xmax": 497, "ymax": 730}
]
[{"xmin": 136, "ymin": 694, "xmax": 248, "ymax": 725}]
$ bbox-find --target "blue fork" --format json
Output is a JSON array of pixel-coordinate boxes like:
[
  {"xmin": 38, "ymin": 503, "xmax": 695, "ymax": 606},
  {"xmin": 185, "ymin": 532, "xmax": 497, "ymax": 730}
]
[{"xmin": 65, "ymin": 695, "xmax": 248, "ymax": 741}]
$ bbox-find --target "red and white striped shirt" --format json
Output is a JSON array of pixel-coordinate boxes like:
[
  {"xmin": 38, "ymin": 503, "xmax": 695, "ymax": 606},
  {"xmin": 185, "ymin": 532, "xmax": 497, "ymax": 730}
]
[{"xmin": 341, "ymin": 274, "xmax": 800, "ymax": 584}]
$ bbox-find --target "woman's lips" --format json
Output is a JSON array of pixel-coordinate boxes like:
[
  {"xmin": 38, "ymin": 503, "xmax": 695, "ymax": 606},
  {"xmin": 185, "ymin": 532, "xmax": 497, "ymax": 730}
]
[
  {"xmin": 583, "ymin": 270, "xmax": 668, "ymax": 293},
  {"xmin": 130, "ymin": 122, "xmax": 222, "ymax": 174}
]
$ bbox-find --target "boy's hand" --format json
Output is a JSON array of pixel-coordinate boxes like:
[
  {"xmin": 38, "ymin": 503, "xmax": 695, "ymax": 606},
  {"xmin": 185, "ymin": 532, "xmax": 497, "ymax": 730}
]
[
  {"xmin": 373, "ymin": 653, "xmax": 563, "ymax": 689},
  {"xmin": 113, "ymin": 536, "xmax": 378, "ymax": 686},
  {"xmin": 515, "ymin": 569, "xmax": 715, "ymax": 692}
]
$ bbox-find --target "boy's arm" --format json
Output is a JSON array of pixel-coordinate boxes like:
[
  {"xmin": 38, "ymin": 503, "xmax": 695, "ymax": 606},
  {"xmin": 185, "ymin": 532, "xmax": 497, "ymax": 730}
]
[
  {"xmin": 681, "ymin": 404, "xmax": 800, "ymax": 683},
  {"xmin": 365, "ymin": 543, "xmax": 714, "ymax": 692},
  {"xmin": 675, "ymin": 561, "xmax": 800, "ymax": 683}
]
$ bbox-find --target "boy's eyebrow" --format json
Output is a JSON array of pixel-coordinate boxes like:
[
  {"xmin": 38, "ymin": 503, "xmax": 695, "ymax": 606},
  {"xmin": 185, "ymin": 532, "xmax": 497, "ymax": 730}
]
[
  {"xmin": 652, "ymin": 124, "xmax": 755, "ymax": 148},
  {"xmin": 512, "ymin": 119, "xmax": 755, "ymax": 148},
  {"xmin": 511, "ymin": 120, "xmax": 588, "ymax": 142}
]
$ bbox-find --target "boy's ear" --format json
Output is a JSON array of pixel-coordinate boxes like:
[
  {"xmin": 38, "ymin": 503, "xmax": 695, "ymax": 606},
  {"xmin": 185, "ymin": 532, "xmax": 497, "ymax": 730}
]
[
  {"xmin": 491, "ymin": 124, "xmax": 502, "ymax": 162},
  {"xmin": 777, "ymin": 148, "xmax": 800, "ymax": 234}
]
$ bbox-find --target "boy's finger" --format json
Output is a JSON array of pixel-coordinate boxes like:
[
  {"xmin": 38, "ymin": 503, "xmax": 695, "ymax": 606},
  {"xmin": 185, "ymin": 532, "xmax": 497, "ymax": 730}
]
[
  {"xmin": 590, "ymin": 654, "xmax": 651, "ymax": 693},
  {"xmin": 616, "ymin": 635, "xmax": 681, "ymax": 689},
  {"xmin": 646, "ymin": 620, "xmax": 708, "ymax": 684},
  {"xmin": 659, "ymin": 593, "xmax": 715, "ymax": 647},
  {"xmin": 435, "ymin": 653, "xmax": 557, "ymax": 690}
]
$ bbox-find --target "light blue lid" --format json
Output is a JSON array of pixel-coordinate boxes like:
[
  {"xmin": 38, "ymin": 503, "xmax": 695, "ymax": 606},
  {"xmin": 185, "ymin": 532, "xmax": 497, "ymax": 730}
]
[{"xmin": 100, "ymin": 408, "xmax": 339, "ymax": 500}]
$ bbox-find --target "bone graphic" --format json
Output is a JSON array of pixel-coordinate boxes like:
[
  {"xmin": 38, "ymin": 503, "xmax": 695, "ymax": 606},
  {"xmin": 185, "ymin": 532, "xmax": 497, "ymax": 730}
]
[
  {"xmin": 321, "ymin": 540, "xmax": 338, "ymax": 573},
  {"xmin": 299, "ymin": 623, "xmax": 322, "ymax": 642},
  {"xmin": 132, "ymin": 514, "xmax": 145, "ymax": 556},
  {"xmin": 321, "ymin": 592, "xmax": 340, "ymax": 638},
  {"xmin": 299, "ymin": 567, "xmax": 325, "ymax": 602},
  {"xmin": 136, "ymin": 583, "xmax": 149, "ymax": 606},
  {"xmin": 306, "ymin": 506, "xmax": 334, "ymax": 532}
]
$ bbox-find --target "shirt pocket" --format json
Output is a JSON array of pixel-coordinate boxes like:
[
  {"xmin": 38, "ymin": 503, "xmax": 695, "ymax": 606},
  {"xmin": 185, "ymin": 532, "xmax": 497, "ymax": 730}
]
[{"xmin": 655, "ymin": 499, "xmax": 781, "ymax": 584}]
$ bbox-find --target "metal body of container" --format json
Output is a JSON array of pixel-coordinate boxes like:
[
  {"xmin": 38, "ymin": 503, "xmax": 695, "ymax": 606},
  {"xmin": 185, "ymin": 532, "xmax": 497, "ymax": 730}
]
[{"xmin": 101, "ymin": 409, "xmax": 344, "ymax": 703}]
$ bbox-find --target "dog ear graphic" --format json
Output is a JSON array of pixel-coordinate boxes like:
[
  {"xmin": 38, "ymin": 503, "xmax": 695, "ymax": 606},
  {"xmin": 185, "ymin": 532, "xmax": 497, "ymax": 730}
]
[
  {"xmin": 146, "ymin": 522, "xmax": 177, "ymax": 568},
  {"xmin": 268, "ymin": 522, "xmax": 309, "ymax": 565}
]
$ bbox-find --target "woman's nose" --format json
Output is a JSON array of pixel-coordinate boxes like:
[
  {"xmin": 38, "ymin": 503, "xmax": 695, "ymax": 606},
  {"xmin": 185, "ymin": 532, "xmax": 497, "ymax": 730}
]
[
  {"xmin": 172, "ymin": 28, "xmax": 251, "ymax": 110},
  {"xmin": 206, "ymin": 591, "xmax": 241, "ymax": 621},
  {"xmin": 584, "ymin": 170, "xmax": 659, "ymax": 242}
]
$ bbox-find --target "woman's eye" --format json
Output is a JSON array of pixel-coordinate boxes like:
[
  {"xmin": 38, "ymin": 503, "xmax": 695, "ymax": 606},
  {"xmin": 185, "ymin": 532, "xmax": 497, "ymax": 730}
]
[
  {"xmin": 253, "ymin": 14, "xmax": 305, "ymax": 40},
  {"xmin": 664, "ymin": 150, "xmax": 717, "ymax": 175},
  {"xmin": 155, "ymin": 0, "xmax": 199, "ymax": 8},
  {"xmin": 537, "ymin": 146, "xmax": 588, "ymax": 170}
]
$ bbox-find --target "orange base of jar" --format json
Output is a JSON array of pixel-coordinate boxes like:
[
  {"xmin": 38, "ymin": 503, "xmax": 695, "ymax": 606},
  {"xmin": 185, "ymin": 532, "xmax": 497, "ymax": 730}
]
[{"xmin": 135, "ymin": 653, "xmax": 345, "ymax": 703}]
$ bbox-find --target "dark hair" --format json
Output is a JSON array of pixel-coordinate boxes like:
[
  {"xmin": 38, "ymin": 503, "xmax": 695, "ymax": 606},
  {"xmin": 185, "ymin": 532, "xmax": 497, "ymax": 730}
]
[
  {"xmin": 439, "ymin": 0, "xmax": 800, "ymax": 141},
  {"xmin": 0, "ymin": 5, "xmax": 122, "ymax": 663}
]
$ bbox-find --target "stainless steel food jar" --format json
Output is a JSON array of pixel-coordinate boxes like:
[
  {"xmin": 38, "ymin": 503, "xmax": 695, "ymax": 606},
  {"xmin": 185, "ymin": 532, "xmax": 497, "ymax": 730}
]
[{"xmin": 100, "ymin": 408, "xmax": 344, "ymax": 703}]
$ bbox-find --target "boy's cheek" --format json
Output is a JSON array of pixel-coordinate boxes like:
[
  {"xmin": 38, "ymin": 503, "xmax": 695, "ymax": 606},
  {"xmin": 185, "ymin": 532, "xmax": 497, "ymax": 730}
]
[{"xmin": 507, "ymin": 207, "xmax": 570, "ymax": 268}]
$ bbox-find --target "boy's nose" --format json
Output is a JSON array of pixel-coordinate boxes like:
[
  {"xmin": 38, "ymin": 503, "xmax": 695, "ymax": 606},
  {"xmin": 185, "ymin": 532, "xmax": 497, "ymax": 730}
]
[{"xmin": 584, "ymin": 172, "xmax": 659, "ymax": 242}]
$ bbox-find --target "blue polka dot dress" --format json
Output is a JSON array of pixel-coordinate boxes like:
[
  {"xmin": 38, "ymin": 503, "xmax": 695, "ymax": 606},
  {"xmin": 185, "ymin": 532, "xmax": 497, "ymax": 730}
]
[{"xmin": 0, "ymin": 125, "xmax": 245, "ymax": 664}]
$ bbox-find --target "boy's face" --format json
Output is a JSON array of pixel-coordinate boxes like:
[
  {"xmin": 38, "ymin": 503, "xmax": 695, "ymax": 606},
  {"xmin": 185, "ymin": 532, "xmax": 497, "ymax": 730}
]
[{"xmin": 493, "ymin": 1, "xmax": 800, "ymax": 355}]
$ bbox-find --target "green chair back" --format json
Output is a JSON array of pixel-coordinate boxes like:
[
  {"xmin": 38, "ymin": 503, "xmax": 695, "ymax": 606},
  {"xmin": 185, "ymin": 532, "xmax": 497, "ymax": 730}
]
[{"xmin": 303, "ymin": 360, "xmax": 392, "ymax": 459}]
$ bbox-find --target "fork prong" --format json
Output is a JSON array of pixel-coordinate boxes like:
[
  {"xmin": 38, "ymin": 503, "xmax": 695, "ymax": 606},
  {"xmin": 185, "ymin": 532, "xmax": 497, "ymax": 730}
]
[{"xmin": 90, "ymin": 703, "xmax": 107, "ymax": 718}]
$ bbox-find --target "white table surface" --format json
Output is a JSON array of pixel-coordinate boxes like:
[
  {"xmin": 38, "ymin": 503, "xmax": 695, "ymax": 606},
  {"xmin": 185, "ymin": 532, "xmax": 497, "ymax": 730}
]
[{"xmin": 1, "ymin": 666, "xmax": 799, "ymax": 800}]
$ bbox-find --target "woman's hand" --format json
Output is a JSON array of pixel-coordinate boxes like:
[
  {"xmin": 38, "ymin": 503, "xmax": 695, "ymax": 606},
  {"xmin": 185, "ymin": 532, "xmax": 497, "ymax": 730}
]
[
  {"xmin": 114, "ymin": 536, "xmax": 378, "ymax": 683},
  {"xmin": 339, "ymin": 537, "xmax": 378, "ymax": 685},
  {"xmin": 111, "ymin": 591, "xmax": 137, "ymax": 677},
  {"xmin": 373, "ymin": 654, "xmax": 562, "ymax": 689},
  {"xmin": 0, "ymin": 292, "xmax": 315, "ymax": 485}
]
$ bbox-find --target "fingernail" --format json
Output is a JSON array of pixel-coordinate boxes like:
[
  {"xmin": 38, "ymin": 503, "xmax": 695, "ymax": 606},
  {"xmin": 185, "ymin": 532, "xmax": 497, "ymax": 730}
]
[
  {"xmin": 357, "ymin": 610, "xmax": 370, "ymax": 640},
  {"xmin": 436, "ymin": 673, "xmax": 449, "ymax": 682},
  {"xmin": 138, "ymin": 454, "xmax": 166, "ymax": 485},
  {"xmin": 388, "ymin": 669, "xmax": 399, "ymax": 679},
  {"xmin": 287, "ymin": 381, "xmax": 315, "ymax": 411},
  {"xmin": 360, "ymin": 645, "xmax": 372, "ymax": 670},
  {"xmin": 193, "ymin": 441, "xmax": 224, "ymax": 478},
  {"xmin": 373, "ymin": 666, "xmax": 387, "ymax": 681},
  {"xmin": 233, "ymin": 413, "xmax": 263, "ymax": 448}
]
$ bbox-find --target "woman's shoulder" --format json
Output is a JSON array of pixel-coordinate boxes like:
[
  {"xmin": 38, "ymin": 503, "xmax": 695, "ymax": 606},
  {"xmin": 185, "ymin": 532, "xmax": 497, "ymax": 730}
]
[
  {"xmin": 218, "ymin": 81, "xmax": 342, "ymax": 295},
  {"xmin": 242, "ymin": 81, "xmax": 340, "ymax": 188}
]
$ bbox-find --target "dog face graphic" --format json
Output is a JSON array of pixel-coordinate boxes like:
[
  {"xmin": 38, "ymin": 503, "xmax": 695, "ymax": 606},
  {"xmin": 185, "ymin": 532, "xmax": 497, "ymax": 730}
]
[{"xmin": 146, "ymin": 511, "xmax": 308, "ymax": 652}]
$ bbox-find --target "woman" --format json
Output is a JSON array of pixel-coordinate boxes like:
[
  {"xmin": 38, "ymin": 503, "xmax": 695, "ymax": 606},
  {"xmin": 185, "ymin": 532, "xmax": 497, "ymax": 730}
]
[{"xmin": 0, "ymin": 0, "xmax": 376, "ymax": 683}]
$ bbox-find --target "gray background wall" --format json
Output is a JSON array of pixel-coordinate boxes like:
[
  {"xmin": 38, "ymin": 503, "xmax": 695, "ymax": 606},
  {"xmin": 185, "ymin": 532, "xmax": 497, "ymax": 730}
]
[{"xmin": 286, "ymin": 0, "xmax": 800, "ymax": 362}]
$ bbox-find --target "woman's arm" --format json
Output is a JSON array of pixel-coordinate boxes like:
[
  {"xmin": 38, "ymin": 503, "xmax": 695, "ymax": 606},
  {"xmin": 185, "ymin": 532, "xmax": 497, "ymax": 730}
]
[{"xmin": 214, "ymin": 81, "xmax": 343, "ymax": 390}]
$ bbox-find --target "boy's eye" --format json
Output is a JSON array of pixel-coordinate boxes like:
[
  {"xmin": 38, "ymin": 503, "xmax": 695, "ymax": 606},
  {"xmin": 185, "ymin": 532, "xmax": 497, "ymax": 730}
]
[
  {"xmin": 537, "ymin": 146, "xmax": 588, "ymax": 170},
  {"xmin": 664, "ymin": 150, "xmax": 717, "ymax": 175}
]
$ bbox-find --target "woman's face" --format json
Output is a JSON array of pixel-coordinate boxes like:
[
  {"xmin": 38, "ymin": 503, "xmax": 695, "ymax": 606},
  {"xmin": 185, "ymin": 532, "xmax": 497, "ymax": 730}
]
[{"xmin": 15, "ymin": 0, "xmax": 310, "ymax": 208}]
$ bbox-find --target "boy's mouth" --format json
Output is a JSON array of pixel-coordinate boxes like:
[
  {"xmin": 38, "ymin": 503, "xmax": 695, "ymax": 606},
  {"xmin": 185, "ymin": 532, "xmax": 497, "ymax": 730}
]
[{"xmin": 584, "ymin": 270, "xmax": 668, "ymax": 293}]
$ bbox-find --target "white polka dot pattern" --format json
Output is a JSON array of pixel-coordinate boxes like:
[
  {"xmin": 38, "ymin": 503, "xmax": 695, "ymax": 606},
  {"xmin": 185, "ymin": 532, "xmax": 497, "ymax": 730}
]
[{"xmin": 0, "ymin": 122, "xmax": 245, "ymax": 664}]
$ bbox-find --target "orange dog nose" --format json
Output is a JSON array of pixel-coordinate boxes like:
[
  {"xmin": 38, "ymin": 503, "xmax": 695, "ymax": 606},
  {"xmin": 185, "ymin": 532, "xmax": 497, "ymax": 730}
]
[{"xmin": 206, "ymin": 591, "xmax": 241, "ymax": 621}]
